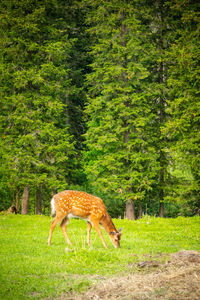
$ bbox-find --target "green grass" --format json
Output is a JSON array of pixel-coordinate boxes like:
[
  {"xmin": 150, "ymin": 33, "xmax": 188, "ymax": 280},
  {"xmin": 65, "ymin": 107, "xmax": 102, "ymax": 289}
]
[{"xmin": 0, "ymin": 215, "xmax": 199, "ymax": 299}]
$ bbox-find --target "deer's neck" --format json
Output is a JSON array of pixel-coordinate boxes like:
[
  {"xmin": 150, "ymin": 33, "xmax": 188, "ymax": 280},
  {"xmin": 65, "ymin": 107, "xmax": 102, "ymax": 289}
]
[{"xmin": 101, "ymin": 212, "xmax": 117, "ymax": 233}]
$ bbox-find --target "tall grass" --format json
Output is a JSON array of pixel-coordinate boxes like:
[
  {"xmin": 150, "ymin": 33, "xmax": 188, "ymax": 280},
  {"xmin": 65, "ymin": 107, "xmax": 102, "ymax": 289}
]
[{"xmin": 0, "ymin": 215, "xmax": 199, "ymax": 299}]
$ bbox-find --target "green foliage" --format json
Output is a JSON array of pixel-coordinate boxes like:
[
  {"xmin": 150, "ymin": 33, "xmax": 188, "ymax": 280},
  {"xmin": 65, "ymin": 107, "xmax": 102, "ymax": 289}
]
[
  {"xmin": 163, "ymin": 0, "xmax": 200, "ymax": 212},
  {"xmin": 0, "ymin": 0, "xmax": 199, "ymax": 217},
  {"xmin": 83, "ymin": 0, "xmax": 200, "ymax": 217},
  {"xmin": 84, "ymin": 0, "xmax": 159, "ymax": 207},
  {"xmin": 0, "ymin": 0, "xmax": 88, "ymax": 209},
  {"xmin": 0, "ymin": 215, "xmax": 199, "ymax": 299}
]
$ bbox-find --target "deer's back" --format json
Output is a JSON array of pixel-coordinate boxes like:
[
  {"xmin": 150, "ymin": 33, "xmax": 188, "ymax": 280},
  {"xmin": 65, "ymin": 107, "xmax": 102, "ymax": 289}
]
[{"xmin": 53, "ymin": 190, "xmax": 107, "ymax": 219}]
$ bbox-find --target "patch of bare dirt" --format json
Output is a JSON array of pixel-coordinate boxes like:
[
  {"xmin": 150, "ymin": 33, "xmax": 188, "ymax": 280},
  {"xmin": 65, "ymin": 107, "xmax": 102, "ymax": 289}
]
[{"xmin": 59, "ymin": 250, "xmax": 200, "ymax": 300}]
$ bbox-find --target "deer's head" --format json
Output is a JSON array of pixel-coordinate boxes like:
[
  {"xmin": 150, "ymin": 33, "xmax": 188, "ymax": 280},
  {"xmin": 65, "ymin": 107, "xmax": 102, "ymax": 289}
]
[{"xmin": 109, "ymin": 227, "xmax": 122, "ymax": 248}]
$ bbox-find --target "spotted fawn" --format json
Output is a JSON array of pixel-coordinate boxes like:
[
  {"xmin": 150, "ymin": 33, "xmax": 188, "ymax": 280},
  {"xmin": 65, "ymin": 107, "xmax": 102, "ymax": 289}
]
[{"xmin": 48, "ymin": 190, "xmax": 122, "ymax": 248}]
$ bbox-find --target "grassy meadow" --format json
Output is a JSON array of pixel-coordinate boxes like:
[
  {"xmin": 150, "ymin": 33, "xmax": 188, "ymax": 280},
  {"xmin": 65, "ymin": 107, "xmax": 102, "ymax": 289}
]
[{"xmin": 0, "ymin": 214, "xmax": 199, "ymax": 299}]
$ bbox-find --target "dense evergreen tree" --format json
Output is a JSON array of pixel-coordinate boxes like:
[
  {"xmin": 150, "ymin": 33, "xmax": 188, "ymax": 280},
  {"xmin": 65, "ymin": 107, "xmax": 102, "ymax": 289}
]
[
  {"xmin": 164, "ymin": 0, "xmax": 200, "ymax": 215},
  {"xmin": 0, "ymin": 0, "xmax": 84, "ymax": 212},
  {"xmin": 140, "ymin": 0, "xmax": 172, "ymax": 217},
  {"xmin": 84, "ymin": 0, "xmax": 159, "ymax": 219}
]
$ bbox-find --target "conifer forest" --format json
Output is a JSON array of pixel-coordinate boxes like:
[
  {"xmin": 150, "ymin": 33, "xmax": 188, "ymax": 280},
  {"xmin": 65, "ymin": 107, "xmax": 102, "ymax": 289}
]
[{"xmin": 0, "ymin": 0, "xmax": 199, "ymax": 219}]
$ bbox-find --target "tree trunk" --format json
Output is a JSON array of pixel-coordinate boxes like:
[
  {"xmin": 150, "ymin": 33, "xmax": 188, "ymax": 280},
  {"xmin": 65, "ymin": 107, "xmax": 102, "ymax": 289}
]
[
  {"xmin": 159, "ymin": 158, "xmax": 165, "ymax": 217},
  {"xmin": 15, "ymin": 189, "xmax": 21, "ymax": 213},
  {"xmin": 159, "ymin": 201, "xmax": 164, "ymax": 217},
  {"xmin": 158, "ymin": 0, "xmax": 166, "ymax": 217},
  {"xmin": 158, "ymin": 58, "xmax": 166, "ymax": 218},
  {"xmin": 36, "ymin": 187, "xmax": 42, "ymax": 214},
  {"xmin": 138, "ymin": 198, "xmax": 142, "ymax": 219},
  {"xmin": 21, "ymin": 186, "xmax": 30, "ymax": 215},
  {"xmin": 125, "ymin": 200, "xmax": 135, "ymax": 220}
]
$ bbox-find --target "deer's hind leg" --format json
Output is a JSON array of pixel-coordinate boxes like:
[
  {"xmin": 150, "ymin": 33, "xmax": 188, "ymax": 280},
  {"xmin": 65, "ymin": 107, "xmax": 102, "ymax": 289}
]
[
  {"xmin": 87, "ymin": 221, "xmax": 92, "ymax": 246},
  {"xmin": 48, "ymin": 215, "xmax": 63, "ymax": 245},
  {"xmin": 60, "ymin": 216, "xmax": 72, "ymax": 246}
]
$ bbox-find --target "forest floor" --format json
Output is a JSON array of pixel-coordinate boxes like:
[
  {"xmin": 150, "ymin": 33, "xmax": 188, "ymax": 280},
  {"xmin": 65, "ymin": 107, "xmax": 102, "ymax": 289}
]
[{"xmin": 58, "ymin": 250, "xmax": 200, "ymax": 300}]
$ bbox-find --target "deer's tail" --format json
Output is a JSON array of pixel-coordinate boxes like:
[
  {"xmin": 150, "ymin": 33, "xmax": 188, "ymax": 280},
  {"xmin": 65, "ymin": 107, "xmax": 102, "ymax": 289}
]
[{"xmin": 51, "ymin": 197, "xmax": 56, "ymax": 217}]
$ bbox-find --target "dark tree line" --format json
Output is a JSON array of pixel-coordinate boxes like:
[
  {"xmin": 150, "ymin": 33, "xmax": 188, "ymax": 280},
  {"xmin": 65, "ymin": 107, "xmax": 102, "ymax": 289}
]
[{"xmin": 0, "ymin": 0, "xmax": 199, "ymax": 219}]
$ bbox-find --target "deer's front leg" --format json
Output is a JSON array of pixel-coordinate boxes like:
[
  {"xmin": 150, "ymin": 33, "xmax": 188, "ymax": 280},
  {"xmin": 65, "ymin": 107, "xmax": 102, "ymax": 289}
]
[{"xmin": 91, "ymin": 218, "xmax": 108, "ymax": 249}]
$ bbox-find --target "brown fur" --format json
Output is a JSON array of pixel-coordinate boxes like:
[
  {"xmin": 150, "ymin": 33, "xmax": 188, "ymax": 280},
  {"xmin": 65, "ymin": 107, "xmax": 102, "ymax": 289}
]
[
  {"xmin": 101, "ymin": 212, "xmax": 117, "ymax": 232},
  {"xmin": 7, "ymin": 205, "xmax": 17, "ymax": 214}
]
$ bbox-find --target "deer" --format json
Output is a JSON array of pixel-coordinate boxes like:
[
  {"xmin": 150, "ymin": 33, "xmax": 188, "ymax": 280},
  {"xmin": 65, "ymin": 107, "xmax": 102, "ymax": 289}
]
[
  {"xmin": 7, "ymin": 205, "xmax": 17, "ymax": 214},
  {"xmin": 48, "ymin": 190, "xmax": 122, "ymax": 248}
]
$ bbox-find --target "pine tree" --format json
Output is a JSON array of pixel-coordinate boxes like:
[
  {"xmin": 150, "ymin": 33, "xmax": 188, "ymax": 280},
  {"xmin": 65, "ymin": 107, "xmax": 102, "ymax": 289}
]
[
  {"xmin": 164, "ymin": 0, "xmax": 200, "ymax": 214},
  {"xmin": 84, "ymin": 0, "xmax": 159, "ymax": 219},
  {"xmin": 0, "ymin": 0, "xmax": 77, "ymax": 212}
]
